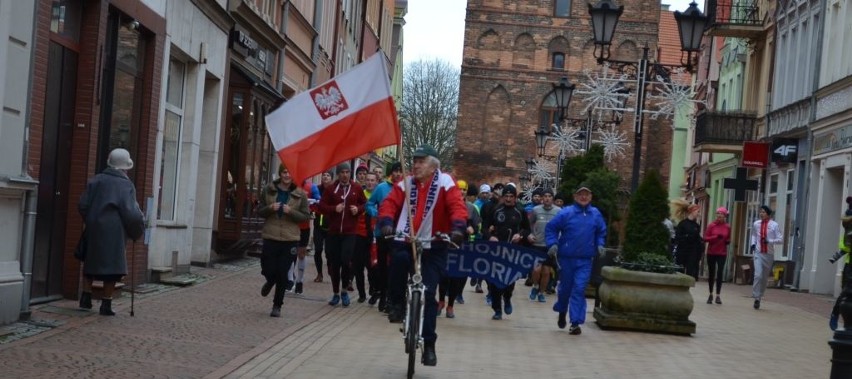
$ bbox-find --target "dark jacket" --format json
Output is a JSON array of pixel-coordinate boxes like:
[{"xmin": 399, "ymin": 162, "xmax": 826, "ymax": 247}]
[
  {"xmin": 78, "ymin": 168, "xmax": 145, "ymax": 276},
  {"xmin": 482, "ymin": 202, "xmax": 530, "ymax": 242},
  {"xmin": 675, "ymin": 218, "xmax": 703, "ymax": 256}
]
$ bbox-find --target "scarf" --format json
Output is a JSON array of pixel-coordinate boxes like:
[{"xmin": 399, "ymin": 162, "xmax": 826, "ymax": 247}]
[
  {"xmin": 760, "ymin": 220, "xmax": 768, "ymax": 253},
  {"xmin": 276, "ymin": 186, "xmax": 290, "ymax": 218},
  {"xmin": 401, "ymin": 170, "xmax": 441, "ymax": 241}
]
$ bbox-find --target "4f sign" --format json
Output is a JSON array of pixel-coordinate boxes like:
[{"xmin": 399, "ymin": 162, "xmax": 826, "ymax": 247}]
[{"xmin": 772, "ymin": 139, "xmax": 798, "ymax": 163}]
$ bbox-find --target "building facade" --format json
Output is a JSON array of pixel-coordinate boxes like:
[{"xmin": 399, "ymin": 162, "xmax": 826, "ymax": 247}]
[{"xmin": 454, "ymin": 0, "xmax": 673, "ymax": 192}]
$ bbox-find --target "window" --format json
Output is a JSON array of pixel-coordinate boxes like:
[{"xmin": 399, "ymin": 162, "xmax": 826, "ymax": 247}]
[
  {"xmin": 551, "ymin": 52, "xmax": 565, "ymax": 70},
  {"xmin": 158, "ymin": 59, "xmax": 185, "ymax": 221},
  {"xmin": 554, "ymin": 0, "xmax": 571, "ymax": 17},
  {"xmin": 538, "ymin": 91, "xmax": 560, "ymax": 129}
]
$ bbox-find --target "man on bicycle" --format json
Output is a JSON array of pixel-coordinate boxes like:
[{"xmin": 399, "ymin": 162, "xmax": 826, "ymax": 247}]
[{"xmin": 378, "ymin": 145, "xmax": 467, "ymax": 367}]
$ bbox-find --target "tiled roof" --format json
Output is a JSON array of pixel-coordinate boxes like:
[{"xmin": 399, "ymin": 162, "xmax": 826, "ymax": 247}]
[{"xmin": 658, "ymin": 10, "xmax": 682, "ymax": 66}]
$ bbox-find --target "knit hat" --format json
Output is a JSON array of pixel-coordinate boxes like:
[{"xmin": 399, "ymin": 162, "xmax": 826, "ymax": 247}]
[
  {"xmin": 466, "ymin": 186, "xmax": 479, "ymax": 197},
  {"xmin": 502, "ymin": 184, "xmax": 517, "ymax": 196},
  {"xmin": 716, "ymin": 206, "xmax": 729, "ymax": 216},
  {"xmin": 479, "ymin": 184, "xmax": 491, "ymax": 193},
  {"xmin": 336, "ymin": 162, "xmax": 351, "ymax": 173},
  {"xmin": 356, "ymin": 163, "xmax": 369, "ymax": 173},
  {"xmin": 107, "ymin": 148, "xmax": 134, "ymax": 170}
]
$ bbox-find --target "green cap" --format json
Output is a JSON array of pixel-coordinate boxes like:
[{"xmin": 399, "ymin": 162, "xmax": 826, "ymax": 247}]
[{"xmin": 413, "ymin": 145, "xmax": 438, "ymax": 158}]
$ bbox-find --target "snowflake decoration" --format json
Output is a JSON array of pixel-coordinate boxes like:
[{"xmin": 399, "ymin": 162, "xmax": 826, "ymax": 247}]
[
  {"xmin": 529, "ymin": 160, "xmax": 555, "ymax": 184},
  {"xmin": 576, "ymin": 64, "xmax": 631, "ymax": 118},
  {"xmin": 593, "ymin": 125, "xmax": 629, "ymax": 162},
  {"xmin": 520, "ymin": 181, "xmax": 539, "ymax": 203},
  {"xmin": 646, "ymin": 68, "xmax": 706, "ymax": 122},
  {"xmin": 550, "ymin": 126, "xmax": 585, "ymax": 156}
]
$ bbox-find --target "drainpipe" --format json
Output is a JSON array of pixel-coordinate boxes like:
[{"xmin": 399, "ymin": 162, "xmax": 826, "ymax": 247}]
[{"xmin": 792, "ymin": 0, "xmax": 827, "ymax": 291}]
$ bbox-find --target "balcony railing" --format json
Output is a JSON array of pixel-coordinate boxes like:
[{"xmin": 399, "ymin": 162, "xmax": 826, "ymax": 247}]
[
  {"xmin": 705, "ymin": 0, "xmax": 764, "ymax": 39},
  {"xmin": 694, "ymin": 111, "xmax": 757, "ymax": 152}
]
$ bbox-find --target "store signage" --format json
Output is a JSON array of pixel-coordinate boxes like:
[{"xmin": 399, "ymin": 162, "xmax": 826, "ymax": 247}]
[
  {"xmin": 741, "ymin": 141, "xmax": 769, "ymax": 168},
  {"xmin": 814, "ymin": 124, "xmax": 852, "ymax": 155},
  {"xmin": 771, "ymin": 139, "xmax": 798, "ymax": 163}
]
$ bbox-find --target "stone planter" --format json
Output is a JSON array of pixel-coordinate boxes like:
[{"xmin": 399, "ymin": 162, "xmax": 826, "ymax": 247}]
[{"xmin": 593, "ymin": 266, "xmax": 696, "ymax": 335}]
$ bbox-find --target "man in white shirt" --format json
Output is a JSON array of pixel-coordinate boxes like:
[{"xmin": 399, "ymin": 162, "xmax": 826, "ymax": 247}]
[{"xmin": 749, "ymin": 205, "xmax": 782, "ymax": 309}]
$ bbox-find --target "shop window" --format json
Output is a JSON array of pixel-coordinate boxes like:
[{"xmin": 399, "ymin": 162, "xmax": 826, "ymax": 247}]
[
  {"xmin": 158, "ymin": 59, "xmax": 185, "ymax": 221},
  {"xmin": 225, "ymin": 92, "xmax": 245, "ymax": 219}
]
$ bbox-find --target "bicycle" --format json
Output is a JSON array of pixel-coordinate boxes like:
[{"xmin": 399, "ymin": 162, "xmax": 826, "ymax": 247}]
[{"xmin": 387, "ymin": 232, "xmax": 458, "ymax": 379}]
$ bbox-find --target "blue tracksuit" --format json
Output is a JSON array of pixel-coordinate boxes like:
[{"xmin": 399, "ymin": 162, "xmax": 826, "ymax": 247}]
[{"xmin": 545, "ymin": 202, "xmax": 606, "ymax": 324}]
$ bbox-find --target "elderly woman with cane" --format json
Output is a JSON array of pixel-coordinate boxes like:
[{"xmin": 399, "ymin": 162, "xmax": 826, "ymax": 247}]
[{"xmin": 77, "ymin": 148, "xmax": 145, "ymax": 316}]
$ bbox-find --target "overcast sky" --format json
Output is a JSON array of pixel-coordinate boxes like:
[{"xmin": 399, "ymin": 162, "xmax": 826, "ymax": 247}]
[{"xmin": 402, "ymin": 0, "xmax": 707, "ymax": 69}]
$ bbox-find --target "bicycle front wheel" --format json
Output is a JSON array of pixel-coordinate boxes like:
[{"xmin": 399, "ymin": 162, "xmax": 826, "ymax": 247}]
[{"xmin": 406, "ymin": 290, "xmax": 422, "ymax": 379}]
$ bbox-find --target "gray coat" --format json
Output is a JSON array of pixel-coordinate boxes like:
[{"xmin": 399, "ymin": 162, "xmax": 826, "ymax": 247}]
[{"xmin": 78, "ymin": 168, "xmax": 145, "ymax": 277}]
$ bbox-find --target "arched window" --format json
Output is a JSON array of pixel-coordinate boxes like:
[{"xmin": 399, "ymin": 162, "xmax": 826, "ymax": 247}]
[{"xmin": 538, "ymin": 91, "xmax": 561, "ymax": 129}]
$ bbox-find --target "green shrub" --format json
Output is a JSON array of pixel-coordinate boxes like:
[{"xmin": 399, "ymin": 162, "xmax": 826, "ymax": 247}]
[{"xmin": 622, "ymin": 169, "xmax": 671, "ymax": 265}]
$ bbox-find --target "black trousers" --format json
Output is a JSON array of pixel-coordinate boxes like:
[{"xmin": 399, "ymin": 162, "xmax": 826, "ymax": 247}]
[
  {"xmin": 261, "ymin": 239, "xmax": 297, "ymax": 307},
  {"xmin": 326, "ymin": 234, "xmax": 356, "ymax": 293},
  {"xmin": 439, "ymin": 276, "xmax": 466, "ymax": 307},
  {"xmin": 487, "ymin": 282, "xmax": 516, "ymax": 313},
  {"xmin": 706, "ymin": 255, "xmax": 726, "ymax": 294},
  {"xmin": 351, "ymin": 235, "xmax": 372, "ymax": 298},
  {"xmin": 313, "ymin": 227, "xmax": 327, "ymax": 277}
]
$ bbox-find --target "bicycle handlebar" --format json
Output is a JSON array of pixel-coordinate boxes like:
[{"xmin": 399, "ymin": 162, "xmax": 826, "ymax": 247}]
[{"xmin": 384, "ymin": 232, "xmax": 459, "ymax": 249}]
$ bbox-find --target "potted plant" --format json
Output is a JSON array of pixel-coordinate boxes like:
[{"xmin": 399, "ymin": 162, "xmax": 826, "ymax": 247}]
[{"xmin": 593, "ymin": 169, "xmax": 697, "ymax": 335}]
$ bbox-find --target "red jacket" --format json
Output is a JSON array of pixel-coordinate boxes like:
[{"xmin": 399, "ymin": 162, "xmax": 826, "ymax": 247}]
[
  {"xmin": 377, "ymin": 172, "xmax": 467, "ymax": 236},
  {"xmin": 318, "ymin": 180, "xmax": 367, "ymax": 235},
  {"xmin": 703, "ymin": 220, "xmax": 731, "ymax": 256}
]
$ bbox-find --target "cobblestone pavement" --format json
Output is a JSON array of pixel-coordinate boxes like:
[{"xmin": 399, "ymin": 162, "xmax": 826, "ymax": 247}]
[
  {"xmin": 0, "ymin": 257, "xmax": 332, "ymax": 378},
  {"xmin": 0, "ymin": 258, "xmax": 839, "ymax": 378}
]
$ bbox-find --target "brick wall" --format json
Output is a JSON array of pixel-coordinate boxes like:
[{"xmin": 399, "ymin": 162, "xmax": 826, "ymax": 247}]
[{"xmin": 454, "ymin": 0, "xmax": 673, "ymax": 190}]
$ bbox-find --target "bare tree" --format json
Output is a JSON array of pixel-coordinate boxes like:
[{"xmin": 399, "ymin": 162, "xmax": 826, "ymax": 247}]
[{"xmin": 399, "ymin": 59, "xmax": 459, "ymax": 169}]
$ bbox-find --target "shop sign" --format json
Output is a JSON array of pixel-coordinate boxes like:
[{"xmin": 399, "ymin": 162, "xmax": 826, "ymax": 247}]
[
  {"xmin": 814, "ymin": 124, "xmax": 852, "ymax": 155},
  {"xmin": 771, "ymin": 139, "xmax": 798, "ymax": 163},
  {"xmin": 742, "ymin": 141, "xmax": 769, "ymax": 168}
]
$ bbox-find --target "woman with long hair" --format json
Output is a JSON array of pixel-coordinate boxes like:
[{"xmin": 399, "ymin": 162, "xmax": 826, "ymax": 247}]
[
  {"xmin": 704, "ymin": 207, "xmax": 731, "ymax": 304},
  {"xmin": 671, "ymin": 199, "xmax": 703, "ymax": 281}
]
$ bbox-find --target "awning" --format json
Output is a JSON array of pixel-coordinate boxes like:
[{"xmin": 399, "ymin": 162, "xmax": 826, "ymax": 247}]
[{"xmin": 231, "ymin": 63, "xmax": 285, "ymax": 102}]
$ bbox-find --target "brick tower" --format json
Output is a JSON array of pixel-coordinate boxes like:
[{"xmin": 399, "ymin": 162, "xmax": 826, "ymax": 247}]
[{"xmin": 453, "ymin": 0, "xmax": 674, "ymax": 193}]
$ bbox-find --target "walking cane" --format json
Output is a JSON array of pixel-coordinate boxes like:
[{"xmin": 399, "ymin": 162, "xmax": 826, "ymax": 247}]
[{"xmin": 130, "ymin": 239, "xmax": 135, "ymax": 317}]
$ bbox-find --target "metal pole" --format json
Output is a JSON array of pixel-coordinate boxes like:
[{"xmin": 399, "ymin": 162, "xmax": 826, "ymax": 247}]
[{"xmin": 630, "ymin": 47, "xmax": 650, "ymax": 192}]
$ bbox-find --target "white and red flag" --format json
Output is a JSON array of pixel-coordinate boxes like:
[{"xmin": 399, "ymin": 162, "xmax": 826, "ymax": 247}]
[{"xmin": 265, "ymin": 53, "xmax": 400, "ymax": 184}]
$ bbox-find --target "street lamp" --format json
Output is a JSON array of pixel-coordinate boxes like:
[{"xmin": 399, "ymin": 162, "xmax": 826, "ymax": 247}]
[
  {"xmin": 588, "ymin": 0, "xmax": 708, "ymax": 191},
  {"xmin": 534, "ymin": 77, "xmax": 576, "ymax": 191}
]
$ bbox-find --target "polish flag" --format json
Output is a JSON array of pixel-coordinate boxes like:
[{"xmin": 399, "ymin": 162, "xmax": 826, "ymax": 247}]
[{"xmin": 265, "ymin": 54, "xmax": 400, "ymax": 184}]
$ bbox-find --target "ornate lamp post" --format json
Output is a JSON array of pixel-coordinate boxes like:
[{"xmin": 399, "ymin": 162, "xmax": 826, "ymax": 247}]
[
  {"xmin": 534, "ymin": 77, "xmax": 576, "ymax": 191},
  {"xmin": 588, "ymin": 0, "xmax": 707, "ymax": 191}
]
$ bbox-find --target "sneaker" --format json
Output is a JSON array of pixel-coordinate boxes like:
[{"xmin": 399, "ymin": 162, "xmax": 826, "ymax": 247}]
[
  {"xmin": 270, "ymin": 306, "xmax": 281, "ymax": 317},
  {"xmin": 504, "ymin": 299, "xmax": 513, "ymax": 315},
  {"xmin": 286, "ymin": 280, "xmax": 295, "ymax": 292},
  {"xmin": 456, "ymin": 294, "xmax": 465, "ymax": 304},
  {"xmin": 475, "ymin": 284, "xmax": 484, "ymax": 294},
  {"xmin": 715, "ymin": 296, "xmax": 722, "ymax": 305},
  {"xmin": 557, "ymin": 313, "xmax": 567, "ymax": 329},
  {"xmin": 831, "ymin": 313, "xmax": 839, "ymax": 331},
  {"xmin": 537, "ymin": 293, "xmax": 546, "ymax": 303},
  {"xmin": 753, "ymin": 299, "xmax": 760, "ymax": 309},
  {"xmin": 569, "ymin": 323, "xmax": 582, "ymax": 335},
  {"xmin": 341, "ymin": 292, "xmax": 351, "ymax": 307},
  {"xmin": 378, "ymin": 298, "xmax": 387, "ymax": 313},
  {"xmin": 388, "ymin": 305, "xmax": 404, "ymax": 323},
  {"xmin": 485, "ymin": 295, "xmax": 492, "ymax": 306},
  {"xmin": 492, "ymin": 311, "xmax": 502, "ymax": 320},
  {"xmin": 329, "ymin": 294, "xmax": 341, "ymax": 306},
  {"xmin": 437, "ymin": 301, "xmax": 445, "ymax": 316},
  {"xmin": 446, "ymin": 306, "xmax": 455, "ymax": 318},
  {"xmin": 294, "ymin": 282, "xmax": 303, "ymax": 295},
  {"xmin": 347, "ymin": 284, "xmax": 354, "ymax": 292},
  {"xmin": 368, "ymin": 294, "xmax": 379, "ymax": 305},
  {"xmin": 357, "ymin": 295, "xmax": 367, "ymax": 303},
  {"xmin": 530, "ymin": 288, "xmax": 539, "ymax": 301},
  {"xmin": 707, "ymin": 294, "xmax": 713, "ymax": 304},
  {"xmin": 261, "ymin": 282, "xmax": 274, "ymax": 297}
]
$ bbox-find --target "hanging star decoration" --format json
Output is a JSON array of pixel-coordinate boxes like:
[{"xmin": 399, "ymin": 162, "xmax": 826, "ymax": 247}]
[
  {"xmin": 520, "ymin": 182, "xmax": 538, "ymax": 203},
  {"xmin": 529, "ymin": 159, "xmax": 555, "ymax": 185},
  {"xmin": 575, "ymin": 64, "xmax": 631, "ymax": 118},
  {"xmin": 646, "ymin": 67, "xmax": 706, "ymax": 122},
  {"xmin": 550, "ymin": 126, "xmax": 585, "ymax": 156},
  {"xmin": 593, "ymin": 125, "xmax": 629, "ymax": 162}
]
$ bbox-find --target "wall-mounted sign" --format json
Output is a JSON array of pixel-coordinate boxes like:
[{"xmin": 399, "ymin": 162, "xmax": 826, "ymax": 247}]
[
  {"xmin": 742, "ymin": 141, "xmax": 769, "ymax": 168},
  {"xmin": 813, "ymin": 124, "xmax": 852, "ymax": 156},
  {"xmin": 771, "ymin": 138, "xmax": 798, "ymax": 163}
]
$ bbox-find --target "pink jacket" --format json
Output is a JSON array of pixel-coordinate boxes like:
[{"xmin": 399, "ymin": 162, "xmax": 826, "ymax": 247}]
[{"xmin": 703, "ymin": 220, "xmax": 731, "ymax": 256}]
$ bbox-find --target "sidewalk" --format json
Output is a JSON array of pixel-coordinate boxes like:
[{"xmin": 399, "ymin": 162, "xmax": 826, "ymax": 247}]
[
  {"xmin": 0, "ymin": 258, "xmax": 837, "ymax": 378},
  {"xmin": 216, "ymin": 278, "xmax": 833, "ymax": 379}
]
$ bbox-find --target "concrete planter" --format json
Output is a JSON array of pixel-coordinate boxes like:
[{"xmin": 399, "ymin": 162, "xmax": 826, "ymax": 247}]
[{"xmin": 593, "ymin": 266, "xmax": 696, "ymax": 335}]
